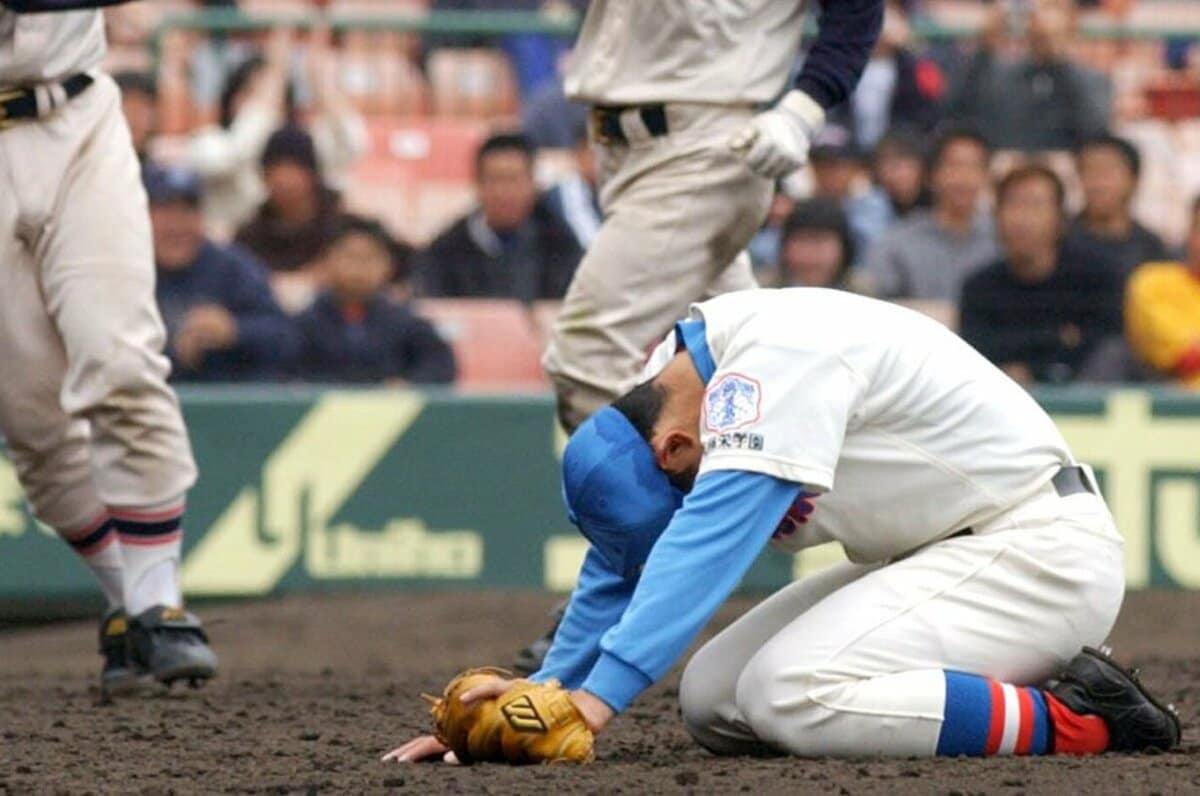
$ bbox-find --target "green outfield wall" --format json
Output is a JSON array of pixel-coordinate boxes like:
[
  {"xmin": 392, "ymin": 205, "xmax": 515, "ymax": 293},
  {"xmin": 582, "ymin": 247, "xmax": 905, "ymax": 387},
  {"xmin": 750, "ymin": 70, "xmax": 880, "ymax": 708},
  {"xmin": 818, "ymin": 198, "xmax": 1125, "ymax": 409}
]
[{"xmin": 2, "ymin": 387, "xmax": 1199, "ymax": 605}]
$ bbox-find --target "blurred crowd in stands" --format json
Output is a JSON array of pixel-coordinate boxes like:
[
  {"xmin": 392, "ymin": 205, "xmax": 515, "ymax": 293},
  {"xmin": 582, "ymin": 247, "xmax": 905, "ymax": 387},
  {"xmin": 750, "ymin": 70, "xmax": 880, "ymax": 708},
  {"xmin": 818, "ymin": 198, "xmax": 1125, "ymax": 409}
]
[{"xmin": 102, "ymin": 0, "xmax": 1200, "ymax": 391}]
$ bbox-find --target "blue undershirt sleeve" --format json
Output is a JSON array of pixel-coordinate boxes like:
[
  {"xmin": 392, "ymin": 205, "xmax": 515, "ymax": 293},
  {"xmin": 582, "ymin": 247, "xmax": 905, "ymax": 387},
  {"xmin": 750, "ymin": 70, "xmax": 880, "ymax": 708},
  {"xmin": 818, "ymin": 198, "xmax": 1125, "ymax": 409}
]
[
  {"xmin": 528, "ymin": 545, "xmax": 636, "ymax": 689},
  {"xmin": 581, "ymin": 470, "xmax": 802, "ymax": 712},
  {"xmin": 794, "ymin": 0, "xmax": 886, "ymax": 109}
]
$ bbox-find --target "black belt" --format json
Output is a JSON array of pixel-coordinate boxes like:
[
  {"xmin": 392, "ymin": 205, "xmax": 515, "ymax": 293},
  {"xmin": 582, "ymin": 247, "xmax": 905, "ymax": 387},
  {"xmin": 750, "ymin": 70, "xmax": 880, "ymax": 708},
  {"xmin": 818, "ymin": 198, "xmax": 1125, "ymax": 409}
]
[
  {"xmin": 951, "ymin": 466, "xmax": 1096, "ymax": 539},
  {"xmin": 591, "ymin": 104, "xmax": 669, "ymax": 145},
  {"xmin": 1051, "ymin": 465, "xmax": 1096, "ymax": 498},
  {"xmin": 0, "ymin": 73, "xmax": 94, "ymax": 130}
]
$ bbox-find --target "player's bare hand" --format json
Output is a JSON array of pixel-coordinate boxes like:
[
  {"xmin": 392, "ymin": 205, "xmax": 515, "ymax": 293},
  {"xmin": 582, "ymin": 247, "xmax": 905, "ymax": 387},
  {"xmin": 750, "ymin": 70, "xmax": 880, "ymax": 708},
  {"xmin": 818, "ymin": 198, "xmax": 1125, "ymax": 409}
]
[
  {"xmin": 458, "ymin": 677, "xmax": 518, "ymax": 704},
  {"xmin": 570, "ymin": 689, "xmax": 615, "ymax": 734},
  {"xmin": 380, "ymin": 735, "xmax": 459, "ymax": 764},
  {"xmin": 730, "ymin": 90, "xmax": 824, "ymax": 179}
]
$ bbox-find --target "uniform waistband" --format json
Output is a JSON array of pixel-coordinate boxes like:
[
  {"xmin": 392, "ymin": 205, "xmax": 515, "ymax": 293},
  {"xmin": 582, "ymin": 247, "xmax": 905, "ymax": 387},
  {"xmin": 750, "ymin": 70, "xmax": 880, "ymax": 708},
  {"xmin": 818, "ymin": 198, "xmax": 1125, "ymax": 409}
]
[
  {"xmin": 0, "ymin": 73, "xmax": 93, "ymax": 129},
  {"xmin": 964, "ymin": 464, "xmax": 1105, "ymax": 539},
  {"xmin": 588, "ymin": 102, "xmax": 756, "ymax": 146}
]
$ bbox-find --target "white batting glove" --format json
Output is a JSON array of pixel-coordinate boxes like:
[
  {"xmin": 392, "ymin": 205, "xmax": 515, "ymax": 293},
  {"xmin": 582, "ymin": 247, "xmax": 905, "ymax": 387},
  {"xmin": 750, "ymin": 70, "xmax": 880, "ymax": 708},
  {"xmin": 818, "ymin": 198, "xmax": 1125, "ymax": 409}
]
[{"xmin": 729, "ymin": 90, "xmax": 826, "ymax": 179}]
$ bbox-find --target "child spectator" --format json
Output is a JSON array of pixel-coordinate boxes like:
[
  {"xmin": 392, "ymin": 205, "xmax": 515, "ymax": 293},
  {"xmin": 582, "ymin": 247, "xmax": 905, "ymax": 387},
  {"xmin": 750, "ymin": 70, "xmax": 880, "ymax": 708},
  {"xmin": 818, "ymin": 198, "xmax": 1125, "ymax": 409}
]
[
  {"xmin": 960, "ymin": 165, "xmax": 1124, "ymax": 386},
  {"xmin": 1126, "ymin": 198, "xmax": 1200, "ymax": 389},
  {"xmin": 296, "ymin": 217, "xmax": 456, "ymax": 385},
  {"xmin": 147, "ymin": 166, "xmax": 298, "ymax": 382},
  {"xmin": 1068, "ymin": 134, "xmax": 1169, "ymax": 281}
]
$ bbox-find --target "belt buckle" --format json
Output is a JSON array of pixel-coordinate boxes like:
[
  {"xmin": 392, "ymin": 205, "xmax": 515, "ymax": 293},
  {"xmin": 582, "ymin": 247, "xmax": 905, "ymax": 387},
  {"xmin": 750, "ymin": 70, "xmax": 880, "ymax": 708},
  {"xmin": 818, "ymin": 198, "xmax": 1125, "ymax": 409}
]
[{"xmin": 0, "ymin": 88, "xmax": 25, "ymax": 130}]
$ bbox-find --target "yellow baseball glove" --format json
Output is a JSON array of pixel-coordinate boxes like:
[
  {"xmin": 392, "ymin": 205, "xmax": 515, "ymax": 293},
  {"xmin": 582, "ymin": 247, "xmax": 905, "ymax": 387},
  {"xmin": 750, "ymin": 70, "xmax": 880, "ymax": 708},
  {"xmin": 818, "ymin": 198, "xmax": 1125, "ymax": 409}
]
[{"xmin": 426, "ymin": 667, "xmax": 595, "ymax": 764}]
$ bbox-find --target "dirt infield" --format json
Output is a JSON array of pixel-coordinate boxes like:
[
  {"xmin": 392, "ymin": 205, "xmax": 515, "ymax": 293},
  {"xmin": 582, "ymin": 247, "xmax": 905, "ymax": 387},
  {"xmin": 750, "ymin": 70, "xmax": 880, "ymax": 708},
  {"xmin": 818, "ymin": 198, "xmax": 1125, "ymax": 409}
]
[{"xmin": 1, "ymin": 589, "xmax": 1197, "ymax": 795}]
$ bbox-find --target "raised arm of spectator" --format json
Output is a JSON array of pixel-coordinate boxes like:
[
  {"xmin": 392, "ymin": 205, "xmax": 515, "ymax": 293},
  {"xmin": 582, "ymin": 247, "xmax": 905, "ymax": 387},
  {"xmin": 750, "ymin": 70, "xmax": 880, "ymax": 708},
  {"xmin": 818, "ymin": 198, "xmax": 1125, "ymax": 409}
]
[
  {"xmin": 306, "ymin": 19, "xmax": 369, "ymax": 180},
  {"xmin": 188, "ymin": 27, "xmax": 292, "ymax": 179}
]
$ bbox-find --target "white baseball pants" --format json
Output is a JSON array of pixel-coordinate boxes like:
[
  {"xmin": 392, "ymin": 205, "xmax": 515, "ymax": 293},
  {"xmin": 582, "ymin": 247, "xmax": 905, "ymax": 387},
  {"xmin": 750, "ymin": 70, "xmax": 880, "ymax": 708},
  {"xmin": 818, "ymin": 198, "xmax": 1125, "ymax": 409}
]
[
  {"xmin": 0, "ymin": 72, "xmax": 196, "ymax": 532},
  {"xmin": 542, "ymin": 103, "xmax": 772, "ymax": 431},
  {"xmin": 679, "ymin": 484, "xmax": 1125, "ymax": 758}
]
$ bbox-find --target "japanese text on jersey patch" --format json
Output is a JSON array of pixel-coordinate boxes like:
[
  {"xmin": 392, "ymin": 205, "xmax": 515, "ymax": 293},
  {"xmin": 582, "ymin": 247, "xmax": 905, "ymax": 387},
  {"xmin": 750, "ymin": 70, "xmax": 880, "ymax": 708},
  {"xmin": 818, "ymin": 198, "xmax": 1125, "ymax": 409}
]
[{"xmin": 704, "ymin": 373, "xmax": 762, "ymax": 432}]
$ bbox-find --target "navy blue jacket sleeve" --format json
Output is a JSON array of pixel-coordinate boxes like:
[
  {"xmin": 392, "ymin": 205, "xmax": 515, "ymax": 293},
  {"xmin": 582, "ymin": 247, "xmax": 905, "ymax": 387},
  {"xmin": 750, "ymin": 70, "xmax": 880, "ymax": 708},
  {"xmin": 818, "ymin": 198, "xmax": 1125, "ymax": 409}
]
[
  {"xmin": 226, "ymin": 249, "xmax": 299, "ymax": 373},
  {"xmin": 528, "ymin": 545, "xmax": 636, "ymax": 689},
  {"xmin": 795, "ymin": 0, "xmax": 886, "ymax": 109},
  {"xmin": 581, "ymin": 470, "xmax": 802, "ymax": 712},
  {"xmin": 394, "ymin": 308, "xmax": 457, "ymax": 385}
]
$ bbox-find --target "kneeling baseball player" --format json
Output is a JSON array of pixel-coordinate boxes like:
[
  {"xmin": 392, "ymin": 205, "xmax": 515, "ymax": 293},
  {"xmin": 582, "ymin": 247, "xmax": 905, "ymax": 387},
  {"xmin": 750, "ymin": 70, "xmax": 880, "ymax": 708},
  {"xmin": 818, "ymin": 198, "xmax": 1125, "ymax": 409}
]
[{"xmin": 386, "ymin": 288, "xmax": 1179, "ymax": 764}]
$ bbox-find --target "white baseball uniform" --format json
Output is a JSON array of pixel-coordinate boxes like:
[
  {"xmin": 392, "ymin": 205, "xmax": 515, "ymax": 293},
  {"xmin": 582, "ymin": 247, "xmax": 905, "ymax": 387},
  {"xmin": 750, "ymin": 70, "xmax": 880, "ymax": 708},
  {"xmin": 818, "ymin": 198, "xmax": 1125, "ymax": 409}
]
[
  {"xmin": 542, "ymin": 0, "xmax": 831, "ymax": 431},
  {"xmin": 1, "ymin": 8, "xmax": 197, "ymax": 614},
  {"xmin": 541, "ymin": 288, "xmax": 1124, "ymax": 758},
  {"xmin": 656, "ymin": 289, "xmax": 1125, "ymax": 756}
]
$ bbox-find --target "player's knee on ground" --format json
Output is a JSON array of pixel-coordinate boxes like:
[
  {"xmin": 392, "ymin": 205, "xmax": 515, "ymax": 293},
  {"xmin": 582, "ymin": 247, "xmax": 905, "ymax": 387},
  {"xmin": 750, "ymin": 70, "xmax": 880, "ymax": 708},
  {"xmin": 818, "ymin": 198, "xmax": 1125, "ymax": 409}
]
[
  {"xmin": 680, "ymin": 649, "xmax": 744, "ymax": 756},
  {"xmin": 733, "ymin": 650, "xmax": 872, "ymax": 757}
]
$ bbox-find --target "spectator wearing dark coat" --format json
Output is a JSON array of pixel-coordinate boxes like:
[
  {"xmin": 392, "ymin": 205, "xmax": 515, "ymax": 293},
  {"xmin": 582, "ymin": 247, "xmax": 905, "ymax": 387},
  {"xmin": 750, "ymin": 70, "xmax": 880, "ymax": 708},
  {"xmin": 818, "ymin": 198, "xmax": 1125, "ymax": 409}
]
[
  {"xmin": 946, "ymin": 0, "xmax": 1110, "ymax": 151},
  {"xmin": 148, "ymin": 166, "xmax": 298, "ymax": 382},
  {"xmin": 235, "ymin": 125, "xmax": 346, "ymax": 275},
  {"xmin": 1067, "ymin": 133, "xmax": 1169, "ymax": 281},
  {"xmin": 416, "ymin": 133, "xmax": 583, "ymax": 302},
  {"xmin": 960, "ymin": 165, "xmax": 1124, "ymax": 386},
  {"xmin": 296, "ymin": 216, "xmax": 456, "ymax": 385}
]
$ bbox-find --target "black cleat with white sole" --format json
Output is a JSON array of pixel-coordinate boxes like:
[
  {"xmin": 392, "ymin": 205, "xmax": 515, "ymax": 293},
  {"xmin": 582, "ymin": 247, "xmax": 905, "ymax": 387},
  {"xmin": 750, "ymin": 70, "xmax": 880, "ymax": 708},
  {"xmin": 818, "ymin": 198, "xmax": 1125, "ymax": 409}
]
[
  {"xmin": 128, "ymin": 605, "xmax": 218, "ymax": 688},
  {"xmin": 1045, "ymin": 646, "xmax": 1181, "ymax": 753}
]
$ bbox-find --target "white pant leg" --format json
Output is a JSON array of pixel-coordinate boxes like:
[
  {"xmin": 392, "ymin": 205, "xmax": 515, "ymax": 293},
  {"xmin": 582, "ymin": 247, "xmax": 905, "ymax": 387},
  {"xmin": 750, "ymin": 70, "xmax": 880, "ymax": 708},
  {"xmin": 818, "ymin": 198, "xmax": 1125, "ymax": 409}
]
[
  {"xmin": 680, "ymin": 560, "xmax": 876, "ymax": 755},
  {"xmin": 687, "ymin": 492, "xmax": 1125, "ymax": 758},
  {"xmin": 542, "ymin": 104, "xmax": 770, "ymax": 431},
  {"xmin": 0, "ymin": 74, "xmax": 196, "ymax": 509},
  {"xmin": 0, "ymin": 142, "xmax": 103, "ymax": 531}
]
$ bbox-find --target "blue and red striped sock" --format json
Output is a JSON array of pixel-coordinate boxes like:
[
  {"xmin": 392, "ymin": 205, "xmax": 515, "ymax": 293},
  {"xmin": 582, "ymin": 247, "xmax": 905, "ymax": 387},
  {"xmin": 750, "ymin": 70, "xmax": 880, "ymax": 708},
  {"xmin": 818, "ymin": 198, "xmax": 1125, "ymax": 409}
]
[{"xmin": 937, "ymin": 671, "xmax": 1109, "ymax": 756}]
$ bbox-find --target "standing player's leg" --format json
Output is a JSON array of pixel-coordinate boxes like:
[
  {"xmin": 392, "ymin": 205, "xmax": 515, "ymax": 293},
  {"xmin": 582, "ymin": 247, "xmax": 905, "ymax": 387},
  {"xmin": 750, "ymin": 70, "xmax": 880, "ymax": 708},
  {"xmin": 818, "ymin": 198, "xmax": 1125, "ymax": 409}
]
[
  {"xmin": 0, "ymin": 175, "xmax": 138, "ymax": 693},
  {"xmin": 11, "ymin": 74, "xmax": 214, "ymax": 685},
  {"xmin": 543, "ymin": 106, "xmax": 772, "ymax": 432},
  {"xmin": 683, "ymin": 497, "xmax": 1176, "ymax": 757}
]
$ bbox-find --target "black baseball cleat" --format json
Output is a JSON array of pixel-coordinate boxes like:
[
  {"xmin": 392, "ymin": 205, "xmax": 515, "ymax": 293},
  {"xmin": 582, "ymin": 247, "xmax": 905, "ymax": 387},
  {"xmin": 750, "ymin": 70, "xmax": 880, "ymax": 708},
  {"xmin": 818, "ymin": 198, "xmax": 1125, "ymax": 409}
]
[
  {"xmin": 128, "ymin": 605, "xmax": 218, "ymax": 688},
  {"xmin": 1045, "ymin": 646, "xmax": 1181, "ymax": 753},
  {"xmin": 512, "ymin": 602, "xmax": 566, "ymax": 676},
  {"xmin": 99, "ymin": 608, "xmax": 149, "ymax": 697}
]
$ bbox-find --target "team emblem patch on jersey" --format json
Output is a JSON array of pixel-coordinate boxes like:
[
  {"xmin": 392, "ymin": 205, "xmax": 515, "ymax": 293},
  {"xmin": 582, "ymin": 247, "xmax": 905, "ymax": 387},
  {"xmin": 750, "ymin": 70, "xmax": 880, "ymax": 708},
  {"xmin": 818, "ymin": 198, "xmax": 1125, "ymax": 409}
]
[{"xmin": 704, "ymin": 373, "xmax": 762, "ymax": 432}]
